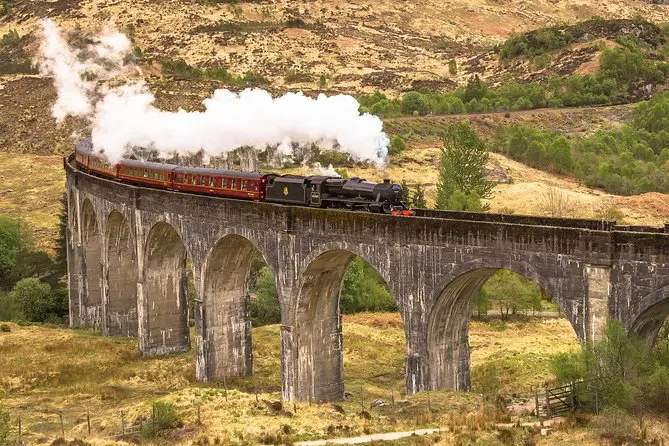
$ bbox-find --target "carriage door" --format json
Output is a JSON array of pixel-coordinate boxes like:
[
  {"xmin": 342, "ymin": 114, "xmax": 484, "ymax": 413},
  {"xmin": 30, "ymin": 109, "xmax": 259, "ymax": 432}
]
[{"xmin": 310, "ymin": 183, "xmax": 322, "ymax": 206}]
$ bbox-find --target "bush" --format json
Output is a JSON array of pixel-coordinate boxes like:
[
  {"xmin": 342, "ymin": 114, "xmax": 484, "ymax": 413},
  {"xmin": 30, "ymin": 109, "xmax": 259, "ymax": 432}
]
[
  {"xmin": 0, "ymin": 323, "xmax": 10, "ymax": 332},
  {"xmin": 401, "ymin": 92, "xmax": 430, "ymax": 116},
  {"xmin": 141, "ymin": 400, "xmax": 183, "ymax": 438},
  {"xmin": 472, "ymin": 363, "xmax": 501, "ymax": 403},
  {"xmin": 249, "ymin": 267, "xmax": 280, "ymax": 327},
  {"xmin": 340, "ymin": 257, "xmax": 396, "ymax": 314},
  {"xmin": 591, "ymin": 407, "xmax": 638, "ymax": 443},
  {"xmin": 388, "ymin": 136, "xmax": 406, "ymax": 156},
  {"xmin": 10, "ymin": 278, "xmax": 59, "ymax": 322}
]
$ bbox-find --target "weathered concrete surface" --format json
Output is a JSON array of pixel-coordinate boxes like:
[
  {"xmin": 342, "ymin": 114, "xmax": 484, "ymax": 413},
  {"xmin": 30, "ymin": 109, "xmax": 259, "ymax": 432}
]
[
  {"xmin": 105, "ymin": 211, "xmax": 138, "ymax": 337},
  {"xmin": 65, "ymin": 155, "xmax": 669, "ymax": 402}
]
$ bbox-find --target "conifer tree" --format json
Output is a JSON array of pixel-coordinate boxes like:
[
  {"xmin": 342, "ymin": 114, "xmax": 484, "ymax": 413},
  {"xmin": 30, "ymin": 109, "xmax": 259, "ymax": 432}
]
[
  {"xmin": 400, "ymin": 179, "xmax": 412, "ymax": 207},
  {"xmin": 436, "ymin": 122, "xmax": 493, "ymax": 211},
  {"xmin": 412, "ymin": 184, "xmax": 427, "ymax": 208}
]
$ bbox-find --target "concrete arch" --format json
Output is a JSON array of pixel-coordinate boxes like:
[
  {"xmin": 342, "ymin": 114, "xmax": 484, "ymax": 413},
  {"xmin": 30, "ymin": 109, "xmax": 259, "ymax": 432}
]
[
  {"xmin": 293, "ymin": 247, "xmax": 400, "ymax": 402},
  {"xmin": 630, "ymin": 284, "xmax": 669, "ymax": 346},
  {"xmin": 142, "ymin": 221, "xmax": 190, "ymax": 355},
  {"xmin": 81, "ymin": 198, "xmax": 103, "ymax": 330},
  {"xmin": 200, "ymin": 234, "xmax": 267, "ymax": 380},
  {"xmin": 298, "ymin": 242, "xmax": 393, "ymax": 292},
  {"xmin": 427, "ymin": 260, "xmax": 576, "ymax": 392},
  {"xmin": 105, "ymin": 211, "xmax": 138, "ymax": 337}
]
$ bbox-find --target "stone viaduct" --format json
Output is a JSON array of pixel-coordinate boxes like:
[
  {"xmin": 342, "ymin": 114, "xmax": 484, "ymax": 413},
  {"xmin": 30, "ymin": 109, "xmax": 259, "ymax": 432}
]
[{"xmin": 65, "ymin": 155, "xmax": 669, "ymax": 402}]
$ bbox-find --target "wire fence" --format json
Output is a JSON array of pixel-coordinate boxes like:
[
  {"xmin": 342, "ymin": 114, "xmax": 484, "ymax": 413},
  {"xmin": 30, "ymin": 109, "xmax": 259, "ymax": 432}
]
[{"xmin": 1, "ymin": 403, "xmax": 206, "ymax": 445}]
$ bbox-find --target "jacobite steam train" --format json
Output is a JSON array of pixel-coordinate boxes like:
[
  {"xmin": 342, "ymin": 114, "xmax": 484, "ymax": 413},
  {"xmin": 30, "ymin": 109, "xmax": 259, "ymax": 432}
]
[{"xmin": 74, "ymin": 142, "xmax": 414, "ymax": 215}]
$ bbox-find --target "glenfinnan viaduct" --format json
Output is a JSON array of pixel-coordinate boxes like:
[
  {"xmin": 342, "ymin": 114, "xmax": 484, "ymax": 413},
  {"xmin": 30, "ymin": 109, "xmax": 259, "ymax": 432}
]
[{"xmin": 65, "ymin": 155, "xmax": 669, "ymax": 402}]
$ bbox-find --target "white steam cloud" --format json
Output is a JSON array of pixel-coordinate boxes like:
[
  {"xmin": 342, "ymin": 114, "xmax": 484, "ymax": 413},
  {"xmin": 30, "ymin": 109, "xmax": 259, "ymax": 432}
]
[{"xmin": 38, "ymin": 20, "xmax": 389, "ymax": 167}]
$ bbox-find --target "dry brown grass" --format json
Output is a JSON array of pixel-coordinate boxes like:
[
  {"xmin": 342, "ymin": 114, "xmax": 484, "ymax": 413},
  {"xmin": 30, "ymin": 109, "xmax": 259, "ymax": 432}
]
[
  {"xmin": 0, "ymin": 315, "xmax": 587, "ymax": 445},
  {"xmin": 0, "ymin": 152, "xmax": 65, "ymax": 253}
]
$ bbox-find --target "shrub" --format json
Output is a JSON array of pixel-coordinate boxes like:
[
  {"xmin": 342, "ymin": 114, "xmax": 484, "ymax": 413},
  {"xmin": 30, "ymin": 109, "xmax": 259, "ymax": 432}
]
[
  {"xmin": 472, "ymin": 363, "xmax": 501, "ymax": 403},
  {"xmin": 401, "ymin": 92, "xmax": 430, "ymax": 116},
  {"xmin": 0, "ymin": 323, "xmax": 10, "ymax": 332},
  {"xmin": 10, "ymin": 278, "xmax": 57, "ymax": 322},
  {"xmin": 141, "ymin": 400, "xmax": 183, "ymax": 438},
  {"xmin": 448, "ymin": 59, "xmax": 457, "ymax": 75},
  {"xmin": 340, "ymin": 257, "xmax": 396, "ymax": 314},
  {"xmin": 242, "ymin": 71, "xmax": 268, "ymax": 85},
  {"xmin": 0, "ymin": 29, "xmax": 19, "ymax": 47},
  {"xmin": 388, "ymin": 136, "xmax": 406, "ymax": 156},
  {"xmin": 249, "ymin": 267, "xmax": 280, "ymax": 327},
  {"xmin": 591, "ymin": 407, "xmax": 638, "ymax": 443}
]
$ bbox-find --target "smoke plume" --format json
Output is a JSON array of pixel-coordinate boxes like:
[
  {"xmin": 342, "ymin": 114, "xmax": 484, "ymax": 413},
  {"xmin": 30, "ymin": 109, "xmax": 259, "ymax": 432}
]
[{"xmin": 38, "ymin": 20, "xmax": 389, "ymax": 167}]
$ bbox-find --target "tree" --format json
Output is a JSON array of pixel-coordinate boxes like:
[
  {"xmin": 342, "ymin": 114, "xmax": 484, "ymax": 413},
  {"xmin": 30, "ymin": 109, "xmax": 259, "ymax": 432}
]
[
  {"xmin": 0, "ymin": 216, "xmax": 21, "ymax": 290},
  {"xmin": 464, "ymin": 75, "xmax": 488, "ymax": 103},
  {"xmin": 400, "ymin": 179, "xmax": 412, "ymax": 207},
  {"xmin": 401, "ymin": 92, "xmax": 430, "ymax": 116},
  {"xmin": 436, "ymin": 122, "xmax": 494, "ymax": 211},
  {"xmin": 10, "ymin": 278, "xmax": 58, "ymax": 322},
  {"xmin": 340, "ymin": 258, "xmax": 364, "ymax": 313},
  {"xmin": 411, "ymin": 184, "xmax": 427, "ymax": 208},
  {"xmin": 250, "ymin": 266, "xmax": 280, "ymax": 326},
  {"xmin": 474, "ymin": 287, "xmax": 490, "ymax": 319},
  {"xmin": 481, "ymin": 270, "xmax": 541, "ymax": 319},
  {"xmin": 54, "ymin": 193, "xmax": 68, "ymax": 281}
]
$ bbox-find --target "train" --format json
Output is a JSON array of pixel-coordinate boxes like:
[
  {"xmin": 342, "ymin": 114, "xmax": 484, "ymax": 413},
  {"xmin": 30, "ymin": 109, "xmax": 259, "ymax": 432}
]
[{"xmin": 74, "ymin": 142, "xmax": 414, "ymax": 215}]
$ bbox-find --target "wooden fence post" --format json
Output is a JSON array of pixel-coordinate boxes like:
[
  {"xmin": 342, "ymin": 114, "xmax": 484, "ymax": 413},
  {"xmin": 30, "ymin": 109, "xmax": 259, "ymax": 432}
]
[
  {"xmin": 59, "ymin": 413, "xmax": 64, "ymax": 439},
  {"xmin": 534, "ymin": 389, "xmax": 540, "ymax": 418},
  {"xmin": 197, "ymin": 405, "xmax": 201, "ymax": 425},
  {"xmin": 545, "ymin": 387, "xmax": 551, "ymax": 418},
  {"xmin": 569, "ymin": 382, "xmax": 575, "ymax": 410},
  {"xmin": 223, "ymin": 374, "xmax": 228, "ymax": 403},
  {"xmin": 391, "ymin": 389, "xmax": 395, "ymax": 407},
  {"xmin": 87, "ymin": 410, "xmax": 91, "ymax": 435},
  {"xmin": 152, "ymin": 405, "xmax": 156, "ymax": 432},
  {"xmin": 18, "ymin": 414, "xmax": 22, "ymax": 444}
]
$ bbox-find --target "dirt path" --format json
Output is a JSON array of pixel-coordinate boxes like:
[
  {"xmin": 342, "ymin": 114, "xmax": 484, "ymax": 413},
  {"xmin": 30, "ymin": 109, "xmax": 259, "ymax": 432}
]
[
  {"xmin": 295, "ymin": 418, "xmax": 566, "ymax": 445},
  {"xmin": 295, "ymin": 427, "xmax": 445, "ymax": 445}
]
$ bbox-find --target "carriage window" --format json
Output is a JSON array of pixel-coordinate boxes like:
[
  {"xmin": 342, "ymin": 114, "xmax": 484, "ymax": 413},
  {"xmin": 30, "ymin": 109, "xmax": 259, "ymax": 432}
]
[
  {"xmin": 209, "ymin": 177, "xmax": 214, "ymax": 187},
  {"xmin": 215, "ymin": 177, "xmax": 222, "ymax": 188},
  {"xmin": 242, "ymin": 180, "xmax": 247, "ymax": 190}
]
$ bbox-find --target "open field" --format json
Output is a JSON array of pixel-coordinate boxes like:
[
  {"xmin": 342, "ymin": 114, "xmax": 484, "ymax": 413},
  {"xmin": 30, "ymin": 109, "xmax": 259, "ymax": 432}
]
[
  {"xmin": 1, "ymin": 314, "xmax": 667, "ymax": 445},
  {"xmin": 0, "ymin": 314, "xmax": 582, "ymax": 445}
]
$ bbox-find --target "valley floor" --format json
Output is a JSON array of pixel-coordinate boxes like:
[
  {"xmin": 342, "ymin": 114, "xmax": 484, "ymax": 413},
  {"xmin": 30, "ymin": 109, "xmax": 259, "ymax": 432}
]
[{"xmin": 1, "ymin": 314, "xmax": 667, "ymax": 445}]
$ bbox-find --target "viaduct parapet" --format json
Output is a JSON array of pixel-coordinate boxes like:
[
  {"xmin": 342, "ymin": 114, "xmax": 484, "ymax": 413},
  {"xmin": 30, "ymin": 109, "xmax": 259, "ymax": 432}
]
[{"xmin": 64, "ymin": 156, "xmax": 669, "ymax": 402}]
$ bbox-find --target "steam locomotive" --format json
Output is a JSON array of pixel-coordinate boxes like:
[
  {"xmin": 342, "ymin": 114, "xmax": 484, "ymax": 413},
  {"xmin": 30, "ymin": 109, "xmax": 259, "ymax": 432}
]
[{"xmin": 74, "ymin": 142, "xmax": 414, "ymax": 215}]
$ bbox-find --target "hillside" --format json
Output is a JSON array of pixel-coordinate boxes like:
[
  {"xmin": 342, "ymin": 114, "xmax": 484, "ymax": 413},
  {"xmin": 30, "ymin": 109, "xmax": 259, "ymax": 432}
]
[
  {"xmin": 1, "ymin": 0, "xmax": 667, "ymax": 94},
  {"xmin": 0, "ymin": 1, "xmax": 668, "ymax": 244}
]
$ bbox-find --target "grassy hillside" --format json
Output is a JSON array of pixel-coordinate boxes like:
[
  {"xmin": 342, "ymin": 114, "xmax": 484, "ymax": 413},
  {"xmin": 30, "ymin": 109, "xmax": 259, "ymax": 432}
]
[
  {"xmin": 1, "ymin": 314, "xmax": 668, "ymax": 445},
  {"xmin": 0, "ymin": 314, "xmax": 583, "ymax": 445}
]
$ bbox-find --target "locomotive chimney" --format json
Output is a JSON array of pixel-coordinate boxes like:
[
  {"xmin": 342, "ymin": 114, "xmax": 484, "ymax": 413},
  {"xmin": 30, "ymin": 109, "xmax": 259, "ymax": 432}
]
[{"xmin": 383, "ymin": 179, "xmax": 391, "ymax": 183}]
